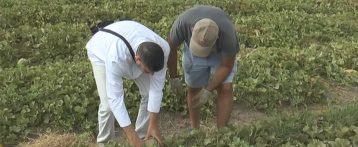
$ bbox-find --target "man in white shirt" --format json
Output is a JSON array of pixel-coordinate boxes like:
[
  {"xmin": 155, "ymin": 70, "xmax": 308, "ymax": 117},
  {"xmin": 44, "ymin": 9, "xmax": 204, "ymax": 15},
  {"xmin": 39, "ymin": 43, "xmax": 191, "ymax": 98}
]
[{"xmin": 86, "ymin": 20, "xmax": 170, "ymax": 146}]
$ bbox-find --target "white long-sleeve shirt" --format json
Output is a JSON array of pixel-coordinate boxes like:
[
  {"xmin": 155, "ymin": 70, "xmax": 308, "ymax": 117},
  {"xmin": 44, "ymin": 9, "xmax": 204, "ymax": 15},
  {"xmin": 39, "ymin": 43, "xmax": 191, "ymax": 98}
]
[{"xmin": 86, "ymin": 21, "xmax": 170, "ymax": 127}]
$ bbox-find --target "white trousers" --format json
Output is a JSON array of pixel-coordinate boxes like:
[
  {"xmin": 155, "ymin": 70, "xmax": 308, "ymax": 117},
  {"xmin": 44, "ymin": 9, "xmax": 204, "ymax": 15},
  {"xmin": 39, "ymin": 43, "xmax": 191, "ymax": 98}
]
[{"xmin": 91, "ymin": 63, "xmax": 150, "ymax": 143}]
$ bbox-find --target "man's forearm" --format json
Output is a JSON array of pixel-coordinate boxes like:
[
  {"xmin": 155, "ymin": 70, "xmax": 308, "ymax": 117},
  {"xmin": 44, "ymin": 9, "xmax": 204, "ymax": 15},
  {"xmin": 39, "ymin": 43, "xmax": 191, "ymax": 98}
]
[
  {"xmin": 122, "ymin": 125, "xmax": 141, "ymax": 145},
  {"xmin": 147, "ymin": 112, "xmax": 163, "ymax": 146},
  {"xmin": 167, "ymin": 50, "xmax": 178, "ymax": 78},
  {"xmin": 167, "ymin": 36, "xmax": 179, "ymax": 78},
  {"xmin": 206, "ymin": 66, "xmax": 232, "ymax": 91},
  {"xmin": 149, "ymin": 112, "xmax": 159, "ymax": 125},
  {"xmin": 207, "ymin": 56, "xmax": 236, "ymax": 91}
]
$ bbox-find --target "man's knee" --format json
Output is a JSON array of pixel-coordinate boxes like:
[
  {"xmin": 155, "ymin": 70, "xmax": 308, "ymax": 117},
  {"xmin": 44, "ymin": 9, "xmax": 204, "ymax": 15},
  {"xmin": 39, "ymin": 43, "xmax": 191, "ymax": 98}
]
[
  {"xmin": 217, "ymin": 83, "xmax": 234, "ymax": 98},
  {"xmin": 218, "ymin": 83, "xmax": 233, "ymax": 92},
  {"xmin": 99, "ymin": 103, "xmax": 111, "ymax": 112}
]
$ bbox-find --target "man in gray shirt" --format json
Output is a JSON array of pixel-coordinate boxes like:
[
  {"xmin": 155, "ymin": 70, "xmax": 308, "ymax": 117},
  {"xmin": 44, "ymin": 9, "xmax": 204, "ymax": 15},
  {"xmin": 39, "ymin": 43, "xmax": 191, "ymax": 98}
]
[{"xmin": 167, "ymin": 5, "xmax": 239, "ymax": 129}]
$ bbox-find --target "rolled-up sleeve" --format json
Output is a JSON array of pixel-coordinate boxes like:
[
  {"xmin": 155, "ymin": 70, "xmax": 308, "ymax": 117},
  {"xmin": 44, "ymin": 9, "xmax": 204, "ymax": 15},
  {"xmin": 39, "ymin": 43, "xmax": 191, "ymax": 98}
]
[
  {"xmin": 147, "ymin": 66, "xmax": 166, "ymax": 113},
  {"xmin": 169, "ymin": 17, "xmax": 186, "ymax": 47},
  {"xmin": 147, "ymin": 40, "xmax": 170, "ymax": 112},
  {"xmin": 105, "ymin": 59, "xmax": 131, "ymax": 127}
]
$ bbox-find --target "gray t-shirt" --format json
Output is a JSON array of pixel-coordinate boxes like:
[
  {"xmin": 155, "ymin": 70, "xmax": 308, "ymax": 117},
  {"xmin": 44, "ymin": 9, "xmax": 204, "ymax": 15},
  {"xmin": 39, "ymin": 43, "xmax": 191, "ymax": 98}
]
[{"xmin": 170, "ymin": 5, "xmax": 239, "ymax": 57}]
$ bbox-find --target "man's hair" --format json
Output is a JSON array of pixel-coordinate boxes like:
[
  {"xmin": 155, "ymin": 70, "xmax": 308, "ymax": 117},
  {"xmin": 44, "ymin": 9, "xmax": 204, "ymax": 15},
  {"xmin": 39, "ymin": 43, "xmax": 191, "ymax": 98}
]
[{"xmin": 137, "ymin": 42, "xmax": 164, "ymax": 72}]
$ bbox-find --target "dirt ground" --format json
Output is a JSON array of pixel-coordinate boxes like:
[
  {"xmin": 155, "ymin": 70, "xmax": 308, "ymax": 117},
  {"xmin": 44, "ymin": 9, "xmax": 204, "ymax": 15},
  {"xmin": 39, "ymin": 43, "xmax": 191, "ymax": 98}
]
[
  {"xmin": 20, "ymin": 85, "xmax": 358, "ymax": 146},
  {"xmin": 157, "ymin": 101, "xmax": 267, "ymax": 138},
  {"xmin": 158, "ymin": 84, "xmax": 358, "ymax": 138}
]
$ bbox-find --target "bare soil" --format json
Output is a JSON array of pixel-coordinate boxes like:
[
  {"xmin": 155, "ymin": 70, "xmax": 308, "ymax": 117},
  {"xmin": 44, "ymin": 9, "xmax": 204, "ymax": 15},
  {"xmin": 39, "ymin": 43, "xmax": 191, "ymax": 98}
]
[
  {"xmin": 20, "ymin": 85, "xmax": 358, "ymax": 146},
  {"xmin": 158, "ymin": 84, "xmax": 358, "ymax": 137}
]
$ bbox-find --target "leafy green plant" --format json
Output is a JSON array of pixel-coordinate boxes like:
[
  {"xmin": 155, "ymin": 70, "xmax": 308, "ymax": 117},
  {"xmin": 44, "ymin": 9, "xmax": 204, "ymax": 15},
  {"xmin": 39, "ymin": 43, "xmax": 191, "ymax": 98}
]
[
  {"xmin": 165, "ymin": 104, "xmax": 358, "ymax": 146},
  {"xmin": 1, "ymin": 0, "xmax": 357, "ymax": 145},
  {"xmin": 0, "ymin": 61, "xmax": 98, "ymax": 144}
]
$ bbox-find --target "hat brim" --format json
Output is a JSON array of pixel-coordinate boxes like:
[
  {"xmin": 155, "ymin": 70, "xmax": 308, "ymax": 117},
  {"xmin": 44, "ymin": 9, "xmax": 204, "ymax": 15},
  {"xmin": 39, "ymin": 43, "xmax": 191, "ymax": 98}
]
[{"xmin": 189, "ymin": 37, "xmax": 215, "ymax": 57}]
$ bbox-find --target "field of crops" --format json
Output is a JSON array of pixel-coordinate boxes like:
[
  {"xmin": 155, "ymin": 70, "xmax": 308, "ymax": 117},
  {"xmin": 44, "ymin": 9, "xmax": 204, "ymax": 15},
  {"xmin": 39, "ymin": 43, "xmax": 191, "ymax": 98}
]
[{"xmin": 1, "ymin": 0, "xmax": 357, "ymax": 146}]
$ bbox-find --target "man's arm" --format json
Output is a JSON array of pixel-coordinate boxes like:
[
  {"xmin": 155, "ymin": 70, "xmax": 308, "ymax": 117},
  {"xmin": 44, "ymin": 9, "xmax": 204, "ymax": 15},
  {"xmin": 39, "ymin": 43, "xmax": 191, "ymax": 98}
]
[
  {"xmin": 146, "ymin": 112, "xmax": 163, "ymax": 145},
  {"xmin": 144, "ymin": 53, "xmax": 168, "ymax": 146},
  {"xmin": 123, "ymin": 125, "xmax": 143, "ymax": 146},
  {"xmin": 206, "ymin": 55, "xmax": 236, "ymax": 91},
  {"xmin": 105, "ymin": 60, "xmax": 142, "ymax": 146},
  {"xmin": 167, "ymin": 36, "xmax": 180, "ymax": 78}
]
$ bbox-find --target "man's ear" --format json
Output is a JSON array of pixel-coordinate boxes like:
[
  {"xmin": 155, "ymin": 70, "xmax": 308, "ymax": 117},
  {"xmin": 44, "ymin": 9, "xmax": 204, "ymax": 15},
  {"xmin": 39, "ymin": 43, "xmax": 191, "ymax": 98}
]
[{"xmin": 135, "ymin": 54, "xmax": 141, "ymax": 63}]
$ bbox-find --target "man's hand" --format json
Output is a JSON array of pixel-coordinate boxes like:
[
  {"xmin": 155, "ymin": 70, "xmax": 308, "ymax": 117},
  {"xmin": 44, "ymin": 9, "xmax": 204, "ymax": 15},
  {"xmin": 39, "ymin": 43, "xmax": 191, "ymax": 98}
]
[
  {"xmin": 144, "ymin": 127, "xmax": 163, "ymax": 147},
  {"xmin": 145, "ymin": 124, "xmax": 163, "ymax": 145},
  {"xmin": 123, "ymin": 125, "xmax": 143, "ymax": 147},
  {"xmin": 144, "ymin": 112, "xmax": 164, "ymax": 146},
  {"xmin": 169, "ymin": 78, "xmax": 183, "ymax": 96},
  {"xmin": 192, "ymin": 89, "xmax": 212, "ymax": 108},
  {"xmin": 143, "ymin": 138, "xmax": 160, "ymax": 147}
]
